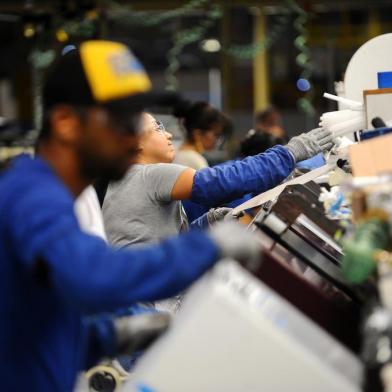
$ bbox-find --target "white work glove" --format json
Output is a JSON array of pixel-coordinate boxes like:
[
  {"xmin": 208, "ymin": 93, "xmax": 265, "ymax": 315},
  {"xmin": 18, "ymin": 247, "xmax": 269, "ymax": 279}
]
[
  {"xmin": 286, "ymin": 127, "xmax": 333, "ymax": 162},
  {"xmin": 207, "ymin": 207, "xmax": 244, "ymax": 225},
  {"xmin": 208, "ymin": 221, "xmax": 262, "ymax": 270},
  {"xmin": 114, "ymin": 312, "xmax": 171, "ymax": 355}
]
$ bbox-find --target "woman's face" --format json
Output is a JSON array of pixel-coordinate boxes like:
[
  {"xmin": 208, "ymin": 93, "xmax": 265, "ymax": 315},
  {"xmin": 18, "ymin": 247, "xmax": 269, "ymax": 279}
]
[
  {"xmin": 138, "ymin": 113, "xmax": 175, "ymax": 164},
  {"xmin": 197, "ymin": 123, "xmax": 223, "ymax": 152}
]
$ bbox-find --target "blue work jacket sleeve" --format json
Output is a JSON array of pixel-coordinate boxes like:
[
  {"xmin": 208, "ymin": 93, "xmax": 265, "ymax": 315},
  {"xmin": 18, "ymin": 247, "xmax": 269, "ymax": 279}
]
[
  {"xmin": 82, "ymin": 303, "xmax": 160, "ymax": 368},
  {"xmin": 82, "ymin": 314, "xmax": 116, "ymax": 368},
  {"xmin": 47, "ymin": 230, "xmax": 218, "ymax": 313},
  {"xmin": 8, "ymin": 186, "xmax": 219, "ymax": 314},
  {"xmin": 189, "ymin": 211, "xmax": 210, "ymax": 231},
  {"xmin": 191, "ymin": 145, "xmax": 295, "ymax": 206}
]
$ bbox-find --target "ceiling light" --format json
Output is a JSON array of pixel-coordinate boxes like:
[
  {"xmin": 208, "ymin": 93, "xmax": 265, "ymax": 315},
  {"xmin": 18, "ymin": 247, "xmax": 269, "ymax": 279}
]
[{"xmin": 201, "ymin": 39, "xmax": 221, "ymax": 53}]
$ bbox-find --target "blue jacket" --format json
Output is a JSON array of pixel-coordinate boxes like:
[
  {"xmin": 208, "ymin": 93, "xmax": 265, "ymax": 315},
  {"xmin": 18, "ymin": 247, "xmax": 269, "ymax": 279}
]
[
  {"xmin": 296, "ymin": 153, "xmax": 325, "ymax": 170},
  {"xmin": 0, "ymin": 155, "xmax": 219, "ymax": 392},
  {"xmin": 185, "ymin": 146, "xmax": 294, "ymax": 221},
  {"xmin": 191, "ymin": 145, "xmax": 295, "ymax": 206}
]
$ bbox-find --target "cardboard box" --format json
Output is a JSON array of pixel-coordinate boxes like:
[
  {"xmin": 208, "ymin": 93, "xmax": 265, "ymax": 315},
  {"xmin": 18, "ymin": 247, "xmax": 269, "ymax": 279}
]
[{"xmin": 349, "ymin": 133, "xmax": 392, "ymax": 176}]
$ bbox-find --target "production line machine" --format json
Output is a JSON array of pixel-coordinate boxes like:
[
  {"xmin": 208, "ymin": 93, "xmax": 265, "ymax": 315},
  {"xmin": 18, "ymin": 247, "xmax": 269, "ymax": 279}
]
[
  {"xmin": 249, "ymin": 181, "xmax": 362, "ymax": 352},
  {"xmin": 120, "ymin": 150, "xmax": 392, "ymax": 392},
  {"xmin": 121, "ymin": 171, "xmax": 365, "ymax": 392}
]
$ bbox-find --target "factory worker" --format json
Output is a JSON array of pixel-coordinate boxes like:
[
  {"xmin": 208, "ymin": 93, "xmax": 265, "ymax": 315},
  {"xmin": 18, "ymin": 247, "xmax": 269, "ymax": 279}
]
[
  {"xmin": 173, "ymin": 100, "xmax": 231, "ymax": 169},
  {"xmin": 0, "ymin": 40, "xmax": 261, "ymax": 392},
  {"xmin": 103, "ymin": 111, "xmax": 333, "ymax": 248}
]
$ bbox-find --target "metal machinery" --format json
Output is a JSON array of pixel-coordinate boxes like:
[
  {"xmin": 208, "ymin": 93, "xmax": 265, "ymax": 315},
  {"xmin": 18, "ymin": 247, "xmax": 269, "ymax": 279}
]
[
  {"xmin": 121, "ymin": 176, "xmax": 365, "ymax": 392},
  {"xmin": 340, "ymin": 179, "xmax": 392, "ymax": 392},
  {"xmin": 249, "ymin": 182, "xmax": 362, "ymax": 353}
]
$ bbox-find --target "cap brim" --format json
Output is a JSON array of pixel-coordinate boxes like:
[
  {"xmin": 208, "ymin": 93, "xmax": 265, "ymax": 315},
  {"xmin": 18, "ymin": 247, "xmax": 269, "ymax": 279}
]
[{"xmin": 104, "ymin": 90, "xmax": 182, "ymax": 112}]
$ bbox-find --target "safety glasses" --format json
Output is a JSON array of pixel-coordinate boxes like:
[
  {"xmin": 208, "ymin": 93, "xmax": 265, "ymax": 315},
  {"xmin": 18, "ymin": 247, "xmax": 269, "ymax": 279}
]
[{"xmin": 153, "ymin": 120, "xmax": 166, "ymax": 135}]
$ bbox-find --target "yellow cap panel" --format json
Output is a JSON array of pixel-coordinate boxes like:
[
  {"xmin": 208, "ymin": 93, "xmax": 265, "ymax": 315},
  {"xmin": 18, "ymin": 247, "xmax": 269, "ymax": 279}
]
[{"xmin": 80, "ymin": 41, "xmax": 152, "ymax": 102}]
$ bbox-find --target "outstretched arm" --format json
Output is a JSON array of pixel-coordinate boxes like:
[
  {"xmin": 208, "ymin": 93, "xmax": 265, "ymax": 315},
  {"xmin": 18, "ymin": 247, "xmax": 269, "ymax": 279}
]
[
  {"xmin": 171, "ymin": 145, "xmax": 294, "ymax": 206},
  {"xmin": 9, "ymin": 189, "xmax": 219, "ymax": 314},
  {"xmin": 171, "ymin": 128, "xmax": 333, "ymax": 206}
]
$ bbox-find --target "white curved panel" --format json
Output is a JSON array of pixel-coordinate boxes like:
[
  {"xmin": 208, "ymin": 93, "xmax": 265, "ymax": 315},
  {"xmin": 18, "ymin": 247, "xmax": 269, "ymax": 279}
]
[{"xmin": 344, "ymin": 33, "xmax": 392, "ymax": 103}]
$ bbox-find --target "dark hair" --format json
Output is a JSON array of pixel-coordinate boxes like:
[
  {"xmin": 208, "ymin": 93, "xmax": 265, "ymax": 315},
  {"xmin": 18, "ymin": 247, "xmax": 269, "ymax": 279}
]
[
  {"xmin": 254, "ymin": 106, "xmax": 279, "ymax": 125},
  {"xmin": 219, "ymin": 112, "xmax": 233, "ymax": 138},
  {"xmin": 240, "ymin": 131, "xmax": 283, "ymax": 157},
  {"xmin": 173, "ymin": 100, "xmax": 223, "ymax": 142}
]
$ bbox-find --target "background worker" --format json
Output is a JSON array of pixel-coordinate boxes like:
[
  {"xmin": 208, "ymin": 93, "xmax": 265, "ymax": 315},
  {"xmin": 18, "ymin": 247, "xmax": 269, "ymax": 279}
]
[
  {"xmin": 254, "ymin": 106, "xmax": 287, "ymax": 141},
  {"xmin": 0, "ymin": 40, "xmax": 260, "ymax": 392},
  {"xmin": 239, "ymin": 128, "xmax": 282, "ymax": 157},
  {"xmin": 174, "ymin": 100, "xmax": 228, "ymax": 169},
  {"xmin": 103, "ymin": 111, "xmax": 333, "ymax": 249}
]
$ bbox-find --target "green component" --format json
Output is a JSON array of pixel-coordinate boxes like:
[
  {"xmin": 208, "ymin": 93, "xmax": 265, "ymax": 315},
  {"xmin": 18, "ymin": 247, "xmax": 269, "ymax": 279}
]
[{"xmin": 342, "ymin": 219, "xmax": 390, "ymax": 284}]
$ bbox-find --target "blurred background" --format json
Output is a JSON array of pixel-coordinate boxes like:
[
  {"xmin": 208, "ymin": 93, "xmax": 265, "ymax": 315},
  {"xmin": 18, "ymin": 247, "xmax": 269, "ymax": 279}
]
[{"xmin": 0, "ymin": 0, "xmax": 391, "ymax": 156}]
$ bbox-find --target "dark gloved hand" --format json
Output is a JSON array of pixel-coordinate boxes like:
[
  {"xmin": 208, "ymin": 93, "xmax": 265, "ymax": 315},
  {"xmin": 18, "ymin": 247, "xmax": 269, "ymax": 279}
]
[
  {"xmin": 286, "ymin": 127, "xmax": 333, "ymax": 162},
  {"xmin": 208, "ymin": 221, "xmax": 262, "ymax": 270},
  {"xmin": 207, "ymin": 207, "xmax": 244, "ymax": 225},
  {"xmin": 114, "ymin": 312, "xmax": 171, "ymax": 355}
]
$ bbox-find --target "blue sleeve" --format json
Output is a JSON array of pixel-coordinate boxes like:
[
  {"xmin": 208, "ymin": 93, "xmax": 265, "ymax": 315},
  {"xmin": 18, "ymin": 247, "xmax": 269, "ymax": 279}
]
[
  {"xmin": 8, "ymin": 184, "xmax": 219, "ymax": 314},
  {"xmin": 190, "ymin": 145, "xmax": 295, "ymax": 206},
  {"xmin": 83, "ymin": 304, "xmax": 160, "ymax": 368},
  {"xmin": 83, "ymin": 314, "xmax": 116, "ymax": 368},
  {"xmin": 189, "ymin": 211, "xmax": 210, "ymax": 231},
  {"xmin": 225, "ymin": 194, "xmax": 253, "ymax": 208},
  {"xmin": 182, "ymin": 200, "xmax": 209, "ymax": 222},
  {"xmin": 296, "ymin": 153, "xmax": 325, "ymax": 170}
]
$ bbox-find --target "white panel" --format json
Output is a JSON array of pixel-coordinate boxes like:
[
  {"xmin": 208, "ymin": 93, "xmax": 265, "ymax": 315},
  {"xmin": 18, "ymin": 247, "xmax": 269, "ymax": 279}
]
[
  {"xmin": 123, "ymin": 261, "xmax": 362, "ymax": 392},
  {"xmin": 345, "ymin": 33, "xmax": 392, "ymax": 103}
]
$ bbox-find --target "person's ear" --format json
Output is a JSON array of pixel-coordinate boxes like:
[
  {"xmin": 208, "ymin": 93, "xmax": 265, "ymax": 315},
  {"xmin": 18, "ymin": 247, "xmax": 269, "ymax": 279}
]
[
  {"xmin": 136, "ymin": 143, "xmax": 144, "ymax": 154},
  {"xmin": 50, "ymin": 105, "xmax": 82, "ymax": 145},
  {"xmin": 136, "ymin": 132, "xmax": 147, "ymax": 153}
]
